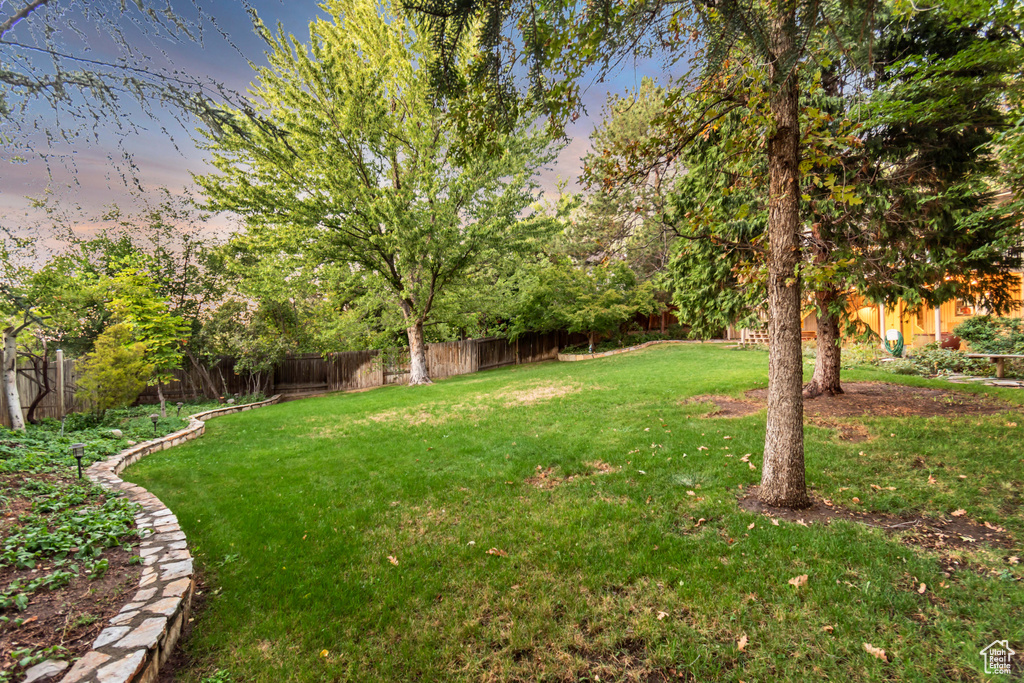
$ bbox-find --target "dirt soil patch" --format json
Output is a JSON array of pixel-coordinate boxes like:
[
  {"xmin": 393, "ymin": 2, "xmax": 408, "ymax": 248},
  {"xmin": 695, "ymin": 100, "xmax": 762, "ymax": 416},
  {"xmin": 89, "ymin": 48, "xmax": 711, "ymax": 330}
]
[
  {"xmin": 693, "ymin": 384, "xmax": 1022, "ymax": 442},
  {"xmin": 525, "ymin": 461, "xmax": 620, "ymax": 489},
  {"xmin": 750, "ymin": 382, "xmax": 1020, "ymax": 419},
  {"xmin": 686, "ymin": 395, "xmax": 761, "ymax": 418},
  {"xmin": 0, "ymin": 547, "xmax": 141, "ymax": 677},
  {"xmin": 738, "ymin": 486, "xmax": 1018, "ymax": 556}
]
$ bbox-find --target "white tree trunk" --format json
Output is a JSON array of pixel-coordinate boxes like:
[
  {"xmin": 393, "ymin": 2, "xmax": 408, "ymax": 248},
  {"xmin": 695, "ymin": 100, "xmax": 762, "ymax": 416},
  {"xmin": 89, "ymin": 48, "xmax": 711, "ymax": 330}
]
[
  {"xmin": 3, "ymin": 327, "xmax": 25, "ymax": 431},
  {"xmin": 157, "ymin": 382, "xmax": 167, "ymax": 418},
  {"xmin": 406, "ymin": 321, "xmax": 431, "ymax": 385}
]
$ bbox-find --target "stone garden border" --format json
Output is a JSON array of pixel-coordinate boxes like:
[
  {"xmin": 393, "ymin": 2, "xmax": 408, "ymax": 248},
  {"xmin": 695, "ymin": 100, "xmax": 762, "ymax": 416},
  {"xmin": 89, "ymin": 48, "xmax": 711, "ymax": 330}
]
[
  {"xmin": 556, "ymin": 339, "xmax": 691, "ymax": 362},
  {"xmin": 28, "ymin": 396, "xmax": 282, "ymax": 683}
]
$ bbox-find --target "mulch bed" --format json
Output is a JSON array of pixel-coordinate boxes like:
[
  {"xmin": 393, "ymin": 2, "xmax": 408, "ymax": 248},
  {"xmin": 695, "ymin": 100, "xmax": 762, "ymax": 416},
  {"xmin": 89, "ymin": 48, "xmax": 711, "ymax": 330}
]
[
  {"xmin": 690, "ymin": 382, "xmax": 1022, "ymax": 442},
  {"xmin": 738, "ymin": 485, "xmax": 1016, "ymax": 554}
]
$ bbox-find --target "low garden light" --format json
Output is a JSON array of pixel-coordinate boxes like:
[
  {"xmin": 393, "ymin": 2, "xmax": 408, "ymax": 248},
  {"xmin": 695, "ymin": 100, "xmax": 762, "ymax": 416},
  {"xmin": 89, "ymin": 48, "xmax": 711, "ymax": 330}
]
[
  {"xmin": 71, "ymin": 443, "xmax": 85, "ymax": 479},
  {"xmin": 150, "ymin": 413, "xmax": 160, "ymax": 435},
  {"xmin": 176, "ymin": 402, "xmax": 184, "ymax": 417}
]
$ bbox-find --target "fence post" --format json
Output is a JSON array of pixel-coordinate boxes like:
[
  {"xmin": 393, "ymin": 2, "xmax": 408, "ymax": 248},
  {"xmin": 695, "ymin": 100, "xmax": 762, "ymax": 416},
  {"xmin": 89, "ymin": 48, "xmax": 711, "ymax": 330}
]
[{"xmin": 56, "ymin": 349, "xmax": 65, "ymax": 417}]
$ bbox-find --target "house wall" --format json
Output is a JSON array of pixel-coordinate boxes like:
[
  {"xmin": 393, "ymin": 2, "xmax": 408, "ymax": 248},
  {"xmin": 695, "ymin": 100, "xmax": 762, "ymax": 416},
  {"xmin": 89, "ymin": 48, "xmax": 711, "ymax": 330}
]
[{"xmin": 801, "ymin": 273, "xmax": 1024, "ymax": 348}]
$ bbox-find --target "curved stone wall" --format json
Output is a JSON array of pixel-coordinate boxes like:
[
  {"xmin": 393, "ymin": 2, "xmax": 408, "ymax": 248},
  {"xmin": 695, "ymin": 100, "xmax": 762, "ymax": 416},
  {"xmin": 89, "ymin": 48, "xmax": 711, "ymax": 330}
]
[{"xmin": 46, "ymin": 396, "xmax": 281, "ymax": 683}]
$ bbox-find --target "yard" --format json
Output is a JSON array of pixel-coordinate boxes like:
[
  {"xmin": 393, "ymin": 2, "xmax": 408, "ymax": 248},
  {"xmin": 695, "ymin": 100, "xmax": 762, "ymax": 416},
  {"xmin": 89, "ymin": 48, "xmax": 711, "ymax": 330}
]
[{"xmin": 126, "ymin": 344, "xmax": 1024, "ymax": 682}]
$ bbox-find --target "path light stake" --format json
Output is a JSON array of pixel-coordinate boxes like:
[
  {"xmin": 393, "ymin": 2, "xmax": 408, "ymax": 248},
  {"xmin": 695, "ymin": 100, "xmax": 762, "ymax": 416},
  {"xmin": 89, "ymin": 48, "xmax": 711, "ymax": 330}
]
[
  {"xmin": 176, "ymin": 402, "xmax": 184, "ymax": 417},
  {"xmin": 71, "ymin": 443, "xmax": 85, "ymax": 479},
  {"xmin": 150, "ymin": 413, "xmax": 160, "ymax": 436}
]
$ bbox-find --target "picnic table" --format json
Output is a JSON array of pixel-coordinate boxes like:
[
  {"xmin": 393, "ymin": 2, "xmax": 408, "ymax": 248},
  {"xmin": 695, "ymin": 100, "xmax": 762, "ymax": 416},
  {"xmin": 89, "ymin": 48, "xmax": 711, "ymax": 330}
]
[{"xmin": 965, "ymin": 353, "xmax": 1024, "ymax": 378}]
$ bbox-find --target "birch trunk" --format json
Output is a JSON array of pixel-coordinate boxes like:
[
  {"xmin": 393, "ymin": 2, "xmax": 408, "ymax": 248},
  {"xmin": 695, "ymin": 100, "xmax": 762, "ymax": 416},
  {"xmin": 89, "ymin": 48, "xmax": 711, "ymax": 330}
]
[
  {"xmin": 3, "ymin": 327, "xmax": 25, "ymax": 431},
  {"xmin": 759, "ymin": 3, "xmax": 809, "ymax": 508}
]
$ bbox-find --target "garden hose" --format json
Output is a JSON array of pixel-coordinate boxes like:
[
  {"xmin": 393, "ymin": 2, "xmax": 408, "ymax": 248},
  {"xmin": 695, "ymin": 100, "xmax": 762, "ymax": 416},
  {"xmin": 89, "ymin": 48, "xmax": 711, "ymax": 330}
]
[{"xmin": 884, "ymin": 330, "xmax": 904, "ymax": 357}]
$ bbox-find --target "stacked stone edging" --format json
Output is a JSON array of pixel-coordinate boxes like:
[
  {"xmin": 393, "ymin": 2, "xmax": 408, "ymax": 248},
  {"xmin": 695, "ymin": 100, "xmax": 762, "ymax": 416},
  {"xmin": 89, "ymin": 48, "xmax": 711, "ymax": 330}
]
[
  {"xmin": 41, "ymin": 396, "xmax": 281, "ymax": 683},
  {"xmin": 556, "ymin": 339, "xmax": 691, "ymax": 362}
]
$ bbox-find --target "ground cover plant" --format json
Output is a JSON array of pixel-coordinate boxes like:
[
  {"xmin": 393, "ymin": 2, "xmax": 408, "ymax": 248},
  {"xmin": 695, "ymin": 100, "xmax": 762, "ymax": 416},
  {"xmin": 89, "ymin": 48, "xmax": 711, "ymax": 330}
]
[
  {"xmin": 0, "ymin": 397, "xmax": 258, "ymax": 679},
  {"xmin": 126, "ymin": 345, "xmax": 1023, "ymax": 681}
]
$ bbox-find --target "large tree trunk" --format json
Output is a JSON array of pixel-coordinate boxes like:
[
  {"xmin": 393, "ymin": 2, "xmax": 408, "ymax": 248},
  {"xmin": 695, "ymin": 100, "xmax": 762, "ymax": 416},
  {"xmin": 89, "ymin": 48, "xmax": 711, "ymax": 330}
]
[
  {"xmin": 406, "ymin": 321, "xmax": 431, "ymax": 385},
  {"xmin": 804, "ymin": 289, "xmax": 844, "ymax": 399},
  {"xmin": 759, "ymin": 3, "xmax": 809, "ymax": 509},
  {"xmin": 3, "ymin": 327, "xmax": 25, "ymax": 432}
]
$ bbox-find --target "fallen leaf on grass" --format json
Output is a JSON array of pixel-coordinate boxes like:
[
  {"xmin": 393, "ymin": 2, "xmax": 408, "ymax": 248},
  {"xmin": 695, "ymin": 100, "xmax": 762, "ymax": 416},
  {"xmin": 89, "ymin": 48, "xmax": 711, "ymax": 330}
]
[
  {"xmin": 870, "ymin": 484, "xmax": 881, "ymax": 490},
  {"xmin": 695, "ymin": 518, "xmax": 706, "ymax": 527},
  {"xmin": 687, "ymin": 490, "xmax": 695, "ymax": 496},
  {"xmin": 787, "ymin": 574, "xmax": 808, "ymax": 588},
  {"xmin": 851, "ymin": 497, "xmax": 860, "ymax": 503},
  {"xmin": 387, "ymin": 556, "xmax": 399, "ymax": 566},
  {"xmin": 320, "ymin": 649, "xmax": 329, "ymax": 658},
  {"xmin": 737, "ymin": 634, "xmax": 748, "ymax": 652},
  {"xmin": 657, "ymin": 611, "xmax": 669, "ymax": 621},
  {"xmin": 770, "ymin": 518, "xmax": 780, "ymax": 526},
  {"xmin": 821, "ymin": 625, "xmax": 834, "ymax": 633},
  {"xmin": 698, "ymin": 446, "xmax": 709, "ymax": 451},
  {"xmin": 748, "ymin": 462, "xmax": 756, "ymax": 470},
  {"xmin": 747, "ymin": 522, "xmax": 756, "ymax": 530},
  {"xmin": 984, "ymin": 521, "xmax": 1005, "ymax": 532},
  {"xmin": 486, "ymin": 548, "xmax": 508, "ymax": 557},
  {"xmin": 928, "ymin": 475, "xmax": 937, "ymax": 485},
  {"xmin": 863, "ymin": 643, "xmax": 888, "ymax": 662},
  {"xmin": 917, "ymin": 583, "xmax": 926, "ymax": 594},
  {"xmin": 1008, "ymin": 556, "xmax": 1019, "ymax": 565},
  {"xmin": 724, "ymin": 436, "xmax": 733, "ymax": 440}
]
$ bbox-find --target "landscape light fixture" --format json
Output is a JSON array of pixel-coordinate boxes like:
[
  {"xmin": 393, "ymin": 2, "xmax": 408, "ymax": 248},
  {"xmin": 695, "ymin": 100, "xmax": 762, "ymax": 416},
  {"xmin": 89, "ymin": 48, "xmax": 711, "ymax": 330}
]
[
  {"xmin": 71, "ymin": 443, "xmax": 85, "ymax": 479},
  {"xmin": 150, "ymin": 413, "xmax": 160, "ymax": 435},
  {"xmin": 176, "ymin": 402, "xmax": 184, "ymax": 417}
]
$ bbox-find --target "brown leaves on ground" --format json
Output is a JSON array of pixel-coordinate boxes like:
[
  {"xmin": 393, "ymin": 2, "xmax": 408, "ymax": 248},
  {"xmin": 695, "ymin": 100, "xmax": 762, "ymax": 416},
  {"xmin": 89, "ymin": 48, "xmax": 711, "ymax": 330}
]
[
  {"xmin": 485, "ymin": 548, "xmax": 508, "ymax": 557},
  {"xmin": 525, "ymin": 461, "xmax": 620, "ymax": 488},
  {"xmin": 863, "ymin": 643, "xmax": 888, "ymax": 662},
  {"xmin": 737, "ymin": 634, "xmax": 749, "ymax": 652},
  {"xmin": 787, "ymin": 574, "xmax": 808, "ymax": 588},
  {"xmin": 387, "ymin": 555, "xmax": 399, "ymax": 565}
]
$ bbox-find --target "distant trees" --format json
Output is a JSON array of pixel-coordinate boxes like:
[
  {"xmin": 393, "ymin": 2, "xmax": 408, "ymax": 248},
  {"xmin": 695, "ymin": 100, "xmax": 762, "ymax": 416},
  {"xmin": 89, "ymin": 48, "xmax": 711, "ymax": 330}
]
[
  {"xmin": 510, "ymin": 259, "xmax": 658, "ymax": 351},
  {"xmin": 197, "ymin": 0, "xmax": 553, "ymax": 385}
]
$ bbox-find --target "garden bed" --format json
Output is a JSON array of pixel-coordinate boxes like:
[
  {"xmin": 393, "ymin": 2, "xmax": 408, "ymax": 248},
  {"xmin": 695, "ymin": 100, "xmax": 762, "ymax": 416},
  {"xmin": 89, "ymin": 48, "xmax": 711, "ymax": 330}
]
[{"xmin": 0, "ymin": 399, "xmax": 260, "ymax": 681}]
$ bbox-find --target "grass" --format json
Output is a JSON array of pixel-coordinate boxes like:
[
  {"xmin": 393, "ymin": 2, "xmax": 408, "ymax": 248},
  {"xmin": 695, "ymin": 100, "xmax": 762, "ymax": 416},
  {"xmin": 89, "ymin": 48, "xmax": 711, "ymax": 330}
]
[{"xmin": 125, "ymin": 345, "xmax": 1024, "ymax": 682}]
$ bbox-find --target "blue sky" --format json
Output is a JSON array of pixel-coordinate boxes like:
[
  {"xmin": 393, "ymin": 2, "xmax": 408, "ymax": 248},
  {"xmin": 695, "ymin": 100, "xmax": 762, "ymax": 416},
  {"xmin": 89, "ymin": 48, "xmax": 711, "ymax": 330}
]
[{"xmin": 1, "ymin": 0, "xmax": 674, "ymax": 241}]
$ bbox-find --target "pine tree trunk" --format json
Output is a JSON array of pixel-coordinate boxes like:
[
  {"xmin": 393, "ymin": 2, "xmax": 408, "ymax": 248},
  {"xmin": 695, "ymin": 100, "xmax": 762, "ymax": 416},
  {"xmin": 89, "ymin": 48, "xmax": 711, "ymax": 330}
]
[
  {"xmin": 804, "ymin": 290, "xmax": 844, "ymax": 399},
  {"xmin": 2, "ymin": 327, "xmax": 25, "ymax": 431},
  {"xmin": 407, "ymin": 321, "xmax": 431, "ymax": 385},
  {"xmin": 759, "ymin": 3, "xmax": 809, "ymax": 509}
]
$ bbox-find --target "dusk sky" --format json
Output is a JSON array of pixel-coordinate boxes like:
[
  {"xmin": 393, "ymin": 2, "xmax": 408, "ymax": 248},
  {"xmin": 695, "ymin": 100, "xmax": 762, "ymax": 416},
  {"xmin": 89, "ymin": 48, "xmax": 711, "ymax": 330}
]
[{"xmin": 2, "ymin": 0, "xmax": 675, "ymax": 245}]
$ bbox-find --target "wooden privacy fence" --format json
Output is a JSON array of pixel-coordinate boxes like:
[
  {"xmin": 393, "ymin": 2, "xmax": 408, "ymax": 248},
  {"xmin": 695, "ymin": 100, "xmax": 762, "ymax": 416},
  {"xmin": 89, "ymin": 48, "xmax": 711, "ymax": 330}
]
[{"xmin": 1, "ymin": 332, "xmax": 560, "ymax": 428}]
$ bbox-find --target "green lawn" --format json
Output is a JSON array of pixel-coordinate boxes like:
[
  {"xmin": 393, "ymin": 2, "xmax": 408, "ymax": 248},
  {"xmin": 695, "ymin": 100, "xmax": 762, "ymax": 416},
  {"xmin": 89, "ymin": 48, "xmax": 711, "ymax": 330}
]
[{"xmin": 126, "ymin": 345, "xmax": 1024, "ymax": 682}]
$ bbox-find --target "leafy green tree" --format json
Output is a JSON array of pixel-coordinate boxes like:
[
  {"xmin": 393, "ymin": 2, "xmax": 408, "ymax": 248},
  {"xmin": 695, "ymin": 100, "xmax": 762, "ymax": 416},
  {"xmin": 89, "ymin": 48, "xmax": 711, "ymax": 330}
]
[
  {"xmin": 108, "ymin": 268, "xmax": 188, "ymax": 417},
  {"xmin": 75, "ymin": 324, "xmax": 154, "ymax": 416},
  {"xmin": 510, "ymin": 259, "xmax": 658, "ymax": 350},
  {"xmin": 197, "ymin": 0, "xmax": 553, "ymax": 385}
]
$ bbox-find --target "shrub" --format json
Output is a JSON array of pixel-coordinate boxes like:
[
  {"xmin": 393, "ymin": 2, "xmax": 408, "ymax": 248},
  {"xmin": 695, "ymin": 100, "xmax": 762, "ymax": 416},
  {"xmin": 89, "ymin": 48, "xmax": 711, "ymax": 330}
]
[
  {"xmin": 953, "ymin": 316, "xmax": 1024, "ymax": 354},
  {"xmin": 906, "ymin": 342, "xmax": 992, "ymax": 376},
  {"xmin": 75, "ymin": 324, "xmax": 154, "ymax": 415}
]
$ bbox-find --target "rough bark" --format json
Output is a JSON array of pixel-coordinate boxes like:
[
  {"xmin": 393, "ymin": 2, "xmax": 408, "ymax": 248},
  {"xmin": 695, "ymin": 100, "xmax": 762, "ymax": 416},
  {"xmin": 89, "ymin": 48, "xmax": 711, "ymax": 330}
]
[
  {"xmin": 759, "ymin": 3, "xmax": 809, "ymax": 509},
  {"xmin": 803, "ymin": 290, "xmax": 844, "ymax": 398},
  {"xmin": 407, "ymin": 321, "xmax": 431, "ymax": 385},
  {"xmin": 24, "ymin": 346, "xmax": 51, "ymax": 424},
  {"xmin": 3, "ymin": 327, "xmax": 25, "ymax": 431}
]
